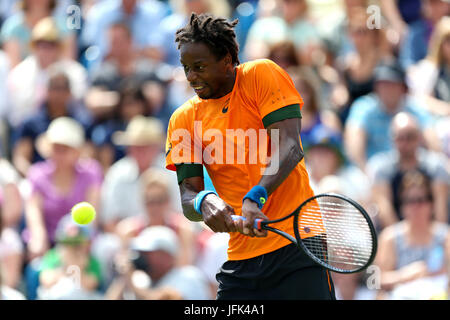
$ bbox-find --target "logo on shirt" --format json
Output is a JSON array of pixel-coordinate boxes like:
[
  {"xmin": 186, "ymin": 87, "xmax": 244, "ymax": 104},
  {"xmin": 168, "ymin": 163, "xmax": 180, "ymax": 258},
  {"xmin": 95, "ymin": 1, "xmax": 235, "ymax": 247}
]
[
  {"xmin": 222, "ymin": 99, "xmax": 230, "ymax": 113},
  {"xmin": 166, "ymin": 143, "xmax": 172, "ymax": 156}
]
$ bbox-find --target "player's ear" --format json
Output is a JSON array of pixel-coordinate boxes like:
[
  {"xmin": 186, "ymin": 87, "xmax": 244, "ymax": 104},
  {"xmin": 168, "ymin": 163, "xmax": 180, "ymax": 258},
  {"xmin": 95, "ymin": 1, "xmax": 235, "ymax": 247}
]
[{"xmin": 222, "ymin": 52, "xmax": 233, "ymax": 68}]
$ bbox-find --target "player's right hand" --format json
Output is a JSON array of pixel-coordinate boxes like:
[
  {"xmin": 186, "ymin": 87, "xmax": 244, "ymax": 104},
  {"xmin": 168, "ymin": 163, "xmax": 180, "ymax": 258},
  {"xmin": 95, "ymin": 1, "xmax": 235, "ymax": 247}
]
[{"xmin": 200, "ymin": 194, "xmax": 238, "ymax": 233}]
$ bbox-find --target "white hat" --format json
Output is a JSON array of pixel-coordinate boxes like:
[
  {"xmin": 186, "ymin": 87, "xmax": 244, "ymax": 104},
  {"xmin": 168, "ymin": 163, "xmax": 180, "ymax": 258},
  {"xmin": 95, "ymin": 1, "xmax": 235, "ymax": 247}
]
[
  {"xmin": 112, "ymin": 115, "xmax": 164, "ymax": 146},
  {"xmin": 31, "ymin": 17, "xmax": 61, "ymax": 45},
  {"xmin": 36, "ymin": 117, "xmax": 85, "ymax": 158},
  {"xmin": 130, "ymin": 226, "xmax": 179, "ymax": 256}
]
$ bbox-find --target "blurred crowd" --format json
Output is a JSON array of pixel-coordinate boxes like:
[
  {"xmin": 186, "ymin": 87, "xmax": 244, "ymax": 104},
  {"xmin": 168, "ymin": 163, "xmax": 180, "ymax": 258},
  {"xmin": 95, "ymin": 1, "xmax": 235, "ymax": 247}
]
[{"xmin": 0, "ymin": 0, "xmax": 449, "ymax": 300}]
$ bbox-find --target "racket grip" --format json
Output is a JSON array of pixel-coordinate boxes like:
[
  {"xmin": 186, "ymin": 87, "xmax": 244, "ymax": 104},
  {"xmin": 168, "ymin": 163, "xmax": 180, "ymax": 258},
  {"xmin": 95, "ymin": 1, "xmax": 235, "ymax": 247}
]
[{"xmin": 231, "ymin": 215, "xmax": 262, "ymax": 230}]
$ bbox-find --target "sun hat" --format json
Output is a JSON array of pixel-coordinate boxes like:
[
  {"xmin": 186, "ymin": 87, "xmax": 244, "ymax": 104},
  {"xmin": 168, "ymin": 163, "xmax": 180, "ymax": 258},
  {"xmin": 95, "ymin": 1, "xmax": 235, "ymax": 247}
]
[
  {"xmin": 112, "ymin": 115, "xmax": 164, "ymax": 146},
  {"xmin": 36, "ymin": 117, "xmax": 86, "ymax": 158},
  {"xmin": 130, "ymin": 226, "xmax": 179, "ymax": 257},
  {"xmin": 30, "ymin": 17, "xmax": 61, "ymax": 46}
]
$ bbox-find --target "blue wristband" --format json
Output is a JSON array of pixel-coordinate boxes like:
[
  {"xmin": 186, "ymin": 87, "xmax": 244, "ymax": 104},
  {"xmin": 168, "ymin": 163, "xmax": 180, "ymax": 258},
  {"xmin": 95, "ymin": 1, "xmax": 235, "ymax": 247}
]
[
  {"xmin": 243, "ymin": 186, "xmax": 268, "ymax": 209},
  {"xmin": 194, "ymin": 190, "xmax": 217, "ymax": 215}
]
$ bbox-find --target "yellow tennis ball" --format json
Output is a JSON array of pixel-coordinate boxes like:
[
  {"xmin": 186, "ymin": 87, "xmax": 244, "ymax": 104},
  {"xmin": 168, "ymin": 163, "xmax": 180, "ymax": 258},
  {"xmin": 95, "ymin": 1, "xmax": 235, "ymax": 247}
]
[{"xmin": 71, "ymin": 202, "xmax": 96, "ymax": 225}]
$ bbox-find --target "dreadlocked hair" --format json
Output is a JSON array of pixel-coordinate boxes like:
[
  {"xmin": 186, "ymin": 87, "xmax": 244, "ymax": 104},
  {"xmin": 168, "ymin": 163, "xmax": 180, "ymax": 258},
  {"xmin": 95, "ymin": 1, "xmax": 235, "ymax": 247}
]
[{"xmin": 175, "ymin": 13, "xmax": 240, "ymax": 66}]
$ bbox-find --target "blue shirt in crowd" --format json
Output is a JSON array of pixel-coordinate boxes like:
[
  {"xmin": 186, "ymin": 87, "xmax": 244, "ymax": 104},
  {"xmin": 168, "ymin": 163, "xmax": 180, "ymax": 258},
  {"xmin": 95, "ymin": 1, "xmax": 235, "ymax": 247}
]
[
  {"xmin": 346, "ymin": 93, "xmax": 434, "ymax": 161},
  {"xmin": 399, "ymin": 19, "xmax": 433, "ymax": 69},
  {"xmin": 81, "ymin": 0, "xmax": 169, "ymax": 70}
]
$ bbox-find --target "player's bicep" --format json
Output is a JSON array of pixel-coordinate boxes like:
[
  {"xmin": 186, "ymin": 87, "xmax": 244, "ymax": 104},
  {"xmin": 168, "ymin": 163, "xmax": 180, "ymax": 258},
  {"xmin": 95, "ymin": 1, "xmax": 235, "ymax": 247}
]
[{"xmin": 266, "ymin": 117, "xmax": 302, "ymax": 149}]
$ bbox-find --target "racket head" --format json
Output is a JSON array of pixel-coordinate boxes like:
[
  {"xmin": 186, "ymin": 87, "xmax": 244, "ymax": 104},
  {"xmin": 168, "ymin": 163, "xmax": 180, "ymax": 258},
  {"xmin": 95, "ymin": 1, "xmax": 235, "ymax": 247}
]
[{"xmin": 293, "ymin": 193, "xmax": 377, "ymax": 274}]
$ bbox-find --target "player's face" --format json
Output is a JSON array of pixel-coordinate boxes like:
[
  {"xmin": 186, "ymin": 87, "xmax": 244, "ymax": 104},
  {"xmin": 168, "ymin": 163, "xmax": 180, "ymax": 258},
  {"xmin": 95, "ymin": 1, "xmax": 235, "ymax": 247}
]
[{"xmin": 180, "ymin": 42, "xmax": 234, "ymax": 99}]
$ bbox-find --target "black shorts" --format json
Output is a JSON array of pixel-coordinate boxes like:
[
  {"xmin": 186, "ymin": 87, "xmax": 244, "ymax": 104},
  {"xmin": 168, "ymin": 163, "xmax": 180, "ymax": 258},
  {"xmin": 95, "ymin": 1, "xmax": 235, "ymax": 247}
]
[{"xmin": 216, "ymin": 243, "xmax": 336, "ymax": 300}]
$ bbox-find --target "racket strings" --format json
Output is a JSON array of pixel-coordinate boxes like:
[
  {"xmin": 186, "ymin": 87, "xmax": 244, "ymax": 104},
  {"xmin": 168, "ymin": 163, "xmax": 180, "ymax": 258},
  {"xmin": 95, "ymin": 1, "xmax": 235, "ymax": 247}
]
[{"xmin": 298, "ymin": 197, "xmax": 374, "ymax": 271}]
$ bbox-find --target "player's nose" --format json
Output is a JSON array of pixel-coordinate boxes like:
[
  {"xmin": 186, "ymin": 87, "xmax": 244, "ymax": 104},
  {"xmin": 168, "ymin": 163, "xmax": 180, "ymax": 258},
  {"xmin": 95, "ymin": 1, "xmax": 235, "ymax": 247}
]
[{"xmin": 186, "ymin": 70, "xmax": 199, "ymax": 82}]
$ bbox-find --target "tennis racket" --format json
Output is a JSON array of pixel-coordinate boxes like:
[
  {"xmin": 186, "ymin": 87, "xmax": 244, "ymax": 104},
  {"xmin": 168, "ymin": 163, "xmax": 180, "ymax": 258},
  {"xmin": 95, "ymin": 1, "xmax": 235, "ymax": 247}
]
[{"xmin": 232, "ymin": 193, "xmax": 377, "ymax": 274}]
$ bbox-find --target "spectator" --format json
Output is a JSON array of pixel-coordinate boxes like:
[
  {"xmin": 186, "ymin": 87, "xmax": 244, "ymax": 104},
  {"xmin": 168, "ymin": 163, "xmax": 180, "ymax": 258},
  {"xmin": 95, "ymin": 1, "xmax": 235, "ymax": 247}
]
[
  {"xmin": 435, "ymin": 116, "xmax": 450, "ymax": 166},
  {"xmin": 344, "ymin": 58, "xmax": 439, "ymax": 172},
  {"xmin": 288, "ymin": 66, "xmax": 342, "ymax": 147},
  {"xmin": 317, "ymin": 0, "xmax": 369, "ymax": 64},
  {"xmin": 0, "ymin": 157, "xmax": 23, "ymax": 229},
  {"xmin": 154, "ymin": 0, "xmax": 231, "ymax": 66},
  {"xmin": 37, "ymin": 214, "xmax": 103, "ymax": 300},
  {"xmin": 407, "ymin": 16, "xmax": 450, "ymax": 117},
  {"xmin": 0, "ymin": 0, "xmax": 77, "ymax": 68},
  {"xmin": 80, "ymin": 0, "xmax": 169, "ymax": 70},
  {"xmin": 24, "ymin": 117, "xmax": 103, "ymax": 260},
  {"xmin": 6, "ymin": 17, "xmax": 88, "ymax": 129},
  {"xmin": 381, "ymin": 0, "xmax": 423, "ymax": 44},
  {"xmin": 195, "ymin": 231, "xmax": 229, "ymax": 299},
  {"xmin": 0, "ymin": 0, "xmax": 19, "ymax": 26},
  {"xmin": 90, "ymin": 79, "xmax": 148, "ymax": 171},
  {"xmin": 244, "ymin": 0, "xmax": 323, "ymax": 65},
  {"xmin": 268, "ymin": 40, "xmax": 300, "ymax": 70},
  {"xmin": 97, "ymin": 167, "xmax": 195, "ymax": 284},
  {"xmin": 368, "ymin": 112, "xmax": 449, "ymax": 228},
  {"xmin": 0, "ymin": 188, "xmax": 24, "ymax": 290},
  {"xmin": 375, "ymin": 169, "xmax": 449, "ymax": 299},
  {"xmin": 333, "ymin": 6, "xmax": 393, "ymax": 124},
  {"xmin": 303, "ymin": 125, "xmax": 370, "ymax": 206},
  {"xmin": 0, "ymin": 264, "xmax": 26, "ymax": 300},
  {"xmin": 12, "ymin": 67, "xmax": 93, "ymax": 177},
  {"xmin": 398, "ymin": 0, "xmax": 450, "ymax": 69},
  {"xmin": 85, "ymin": 22, "xmax": 171, "ymax": 122},
  {"xmin": 106, "ymin": 226, "xmax": 210, "ymax": 300},
  {"xmin": 100, "ymin": 116, "xmax": 181, "ymax": 234},
  {"xmin": 116, "ymin": 168, "xmax": 195, "ymax": 265},
  {"xmin": 0, "ymin": 50, "xmax": 10, "ymax": 156}
]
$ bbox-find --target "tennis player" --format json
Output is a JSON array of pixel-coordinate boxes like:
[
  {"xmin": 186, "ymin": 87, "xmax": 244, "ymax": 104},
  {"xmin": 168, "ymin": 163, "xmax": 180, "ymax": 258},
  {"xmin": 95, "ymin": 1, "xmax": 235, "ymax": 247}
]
[{"xmin": 165, "ymin": 13, "xmax": 336, "ymax": 300}]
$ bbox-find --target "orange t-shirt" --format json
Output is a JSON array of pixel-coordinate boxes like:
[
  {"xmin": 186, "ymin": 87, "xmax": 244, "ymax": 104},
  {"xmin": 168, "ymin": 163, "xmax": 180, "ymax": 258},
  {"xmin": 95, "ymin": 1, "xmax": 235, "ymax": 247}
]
[{"xmin": 166, "ymin": 59, "xmax": 318, "ymax": 260}]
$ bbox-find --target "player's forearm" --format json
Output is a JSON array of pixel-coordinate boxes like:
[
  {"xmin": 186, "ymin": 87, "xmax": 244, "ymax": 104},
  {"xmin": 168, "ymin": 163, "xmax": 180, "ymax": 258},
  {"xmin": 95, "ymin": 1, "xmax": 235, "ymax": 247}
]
[{"xmin": 180, "ymin": 180, "xmax": 204, "ymax": 222}]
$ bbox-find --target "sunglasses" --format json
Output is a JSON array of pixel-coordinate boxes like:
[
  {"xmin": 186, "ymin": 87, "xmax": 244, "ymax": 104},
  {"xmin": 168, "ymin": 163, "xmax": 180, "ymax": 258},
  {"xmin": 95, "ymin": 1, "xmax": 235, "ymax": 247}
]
[
  {"xmin": 394, "ymin": 132, "xmax": 419, "ymax": 142},
  {"xmin": 402, "ymin": 196, "xmax": 431, "ymax": 206},
  {"xmin": 145, "ymin": 197, "xmax": 169, "ymax": 206}
]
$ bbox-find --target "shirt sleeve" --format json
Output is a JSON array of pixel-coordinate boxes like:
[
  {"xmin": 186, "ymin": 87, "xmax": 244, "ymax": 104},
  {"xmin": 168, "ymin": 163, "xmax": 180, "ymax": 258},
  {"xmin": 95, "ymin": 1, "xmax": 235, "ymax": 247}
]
[
  {"xmin": 39, "ymin": 249, "xmax": 61, "ymax": 272},
  {"xmin": 0, "ymin": 15, "xmax": 20, "ymax": 42},
  {"xmin": 251, "ymin": 59, "xmax": 303, "ymax": 127},
  {"xmin": 27, "ymin": 163, "xmax": 46, "ymax": 197},
  {"xmin": 165, "ymin": 104, "xmax": 202, "ymax": 171}
]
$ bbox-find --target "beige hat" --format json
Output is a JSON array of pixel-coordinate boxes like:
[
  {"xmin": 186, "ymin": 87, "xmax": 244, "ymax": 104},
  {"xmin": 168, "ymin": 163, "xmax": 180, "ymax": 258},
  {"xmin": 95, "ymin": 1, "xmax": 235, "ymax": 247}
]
[
  {"xmin": 112, "ymin": 116, "xmax": 165, "ymax": 146},
  {"xmin": 36, "ymin": 117, "xmax": 85, "ymax": 158},
  {"xmin": 31, "ymin": 17, "xmax": 61, "ymax": 45}
]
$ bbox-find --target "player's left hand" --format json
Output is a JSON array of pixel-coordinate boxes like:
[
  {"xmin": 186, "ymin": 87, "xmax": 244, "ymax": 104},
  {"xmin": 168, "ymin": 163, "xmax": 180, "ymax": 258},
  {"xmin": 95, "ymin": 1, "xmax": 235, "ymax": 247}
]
[{"xmin": 236, "ymin": 199, "xmax": 268, "ymax": 237}]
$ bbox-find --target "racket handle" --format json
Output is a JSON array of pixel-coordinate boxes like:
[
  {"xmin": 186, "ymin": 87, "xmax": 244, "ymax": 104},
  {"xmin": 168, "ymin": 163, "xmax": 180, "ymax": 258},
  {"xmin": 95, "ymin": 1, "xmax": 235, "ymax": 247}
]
[{"xmin": 231, "ymin": 215, "xmax": 263, "ymax": 230}]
